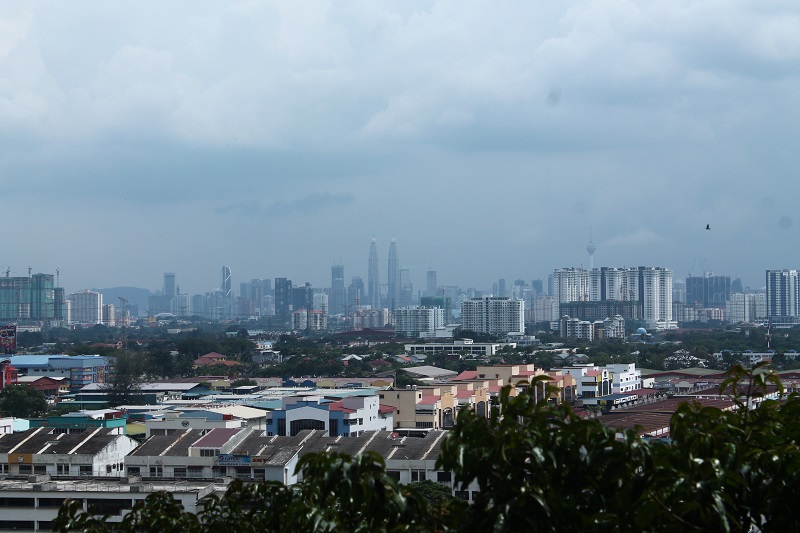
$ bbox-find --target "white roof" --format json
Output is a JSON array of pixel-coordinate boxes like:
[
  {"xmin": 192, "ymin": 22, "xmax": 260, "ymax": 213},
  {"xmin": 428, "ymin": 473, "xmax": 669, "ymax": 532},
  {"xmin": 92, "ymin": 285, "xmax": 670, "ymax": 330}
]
[
  {"xmin": 80, "ymin": 382, "xmax": 202, "ymax": 393},
  {"xmin": 404, "ymin": 365, "xmax": 459, "ymax": 378},
  {"xmin": 205, "ymin": 405, "xmax": 269, "ymax": 420}
]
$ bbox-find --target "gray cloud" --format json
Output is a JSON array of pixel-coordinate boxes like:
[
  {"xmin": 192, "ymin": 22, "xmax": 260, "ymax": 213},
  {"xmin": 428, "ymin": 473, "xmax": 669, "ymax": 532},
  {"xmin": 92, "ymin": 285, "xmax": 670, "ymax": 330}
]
[
  {"xmin": 217, "ymin": 192, "xmax": 355, "ymax": 218},
  {"xmin": 0, "ymin": 1, "xmax": 798, "ymax": 293}
]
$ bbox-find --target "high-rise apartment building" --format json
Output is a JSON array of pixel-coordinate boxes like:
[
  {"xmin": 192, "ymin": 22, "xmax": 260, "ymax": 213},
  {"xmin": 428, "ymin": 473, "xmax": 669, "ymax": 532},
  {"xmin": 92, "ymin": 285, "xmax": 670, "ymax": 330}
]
[
  {"xmin": 553, "ymin": 266, "xmax": 674, "ymax": 329},
  {"xmin": 70, "ymin": 290, "xmax": 103, "ymax": 325},
  {"xmin": 727, "ymin": 292, "xmax": 768, "ymax": 323},
  {"xmin": 460, "ymin": 296, "xmax": 524, "ymax": 336},
  {"xmin": 766, "ymin": 269, "xmax": 800, "ymax": 318},
  {"xmin": 102, "ymin": 304, "xmax": 116, "ymax": 326},
  {"xmin": 367, "ymin": 239, "xmax": 380, "ymax": 309},
  {"xmin": 686, "ymin": 274, "xmax": 731, "ymax": 308},
  {"xmin": 393, "ymin": 306, "xmax": 445, "ymax": 338}
]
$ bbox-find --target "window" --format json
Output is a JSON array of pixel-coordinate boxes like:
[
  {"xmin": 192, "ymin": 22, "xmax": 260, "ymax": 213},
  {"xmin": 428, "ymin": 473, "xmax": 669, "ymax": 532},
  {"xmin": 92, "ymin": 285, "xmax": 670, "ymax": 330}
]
[
  {"xmin": 200, "ymin": 449, "xmax": 218, "ymax": 457},
  {"xmin": 126, "ymin": 466, "xmax": 140, "ymax": 476},
  {"xmin": 34, "ymin": 465, "xmax": 46, "ymax": 475},
  {"xmin": 454, "ymin": 491, "xmax": 470, "ymax": 501},
  {"xmin": 188, "ymin": 466, "xmax": 203, "ymax": 478},
  {"xmin": 18, "ymin": 465, "xmax": 31, "ymax": 475},
  {"xmin": 149, "ymin": 466, "xmax": 163, "ymax": 478},
  {"xmin": 386, "ymin": 470, "xmax": 400, "ymax": 481},
  {"xmin": 79, "ymin": 465, "xmax": 92, "ymax": 476},
  {"xmin": 437, "ymin": 471, "xmax": 452, "ymax": 483},
  {"xmin": 173, "ymin": 468, "xmax": 187, "ymax": 478},
  {"xmin": 411, "ymin": 470, "xmax": 426, "ymax": 482}
]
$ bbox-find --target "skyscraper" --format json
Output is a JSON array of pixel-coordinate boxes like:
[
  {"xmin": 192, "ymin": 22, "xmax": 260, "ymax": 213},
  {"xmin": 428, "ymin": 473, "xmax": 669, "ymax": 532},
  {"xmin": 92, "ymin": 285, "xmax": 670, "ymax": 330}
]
[
  {"xmin": 330, "ymin": 264, "xmax": 346, "ymax": 316},
  {"xmin": 399, "ymin": 267, "xmax": 413, "ymax": 308},
  {"xmin": 387, "ymin": 238, "xmax": 400, "ymax": 311},
  {"xmin": 274, "ymin": 278, "xmax": 292, "ymax": 328},
  {"xmin": 164, "ymin": 273, "xmax": 176, "ymax": 299},
  {"xmin": 367, "ymin": 239, "xmax": 380, "ymax": 309},
  {"xmin": 426, "ymin": 270, "xmax": 437, "ymax": 292},
  {"xmin": 221, "ymin": 266, "xmax": 232, "ymax": 318}
]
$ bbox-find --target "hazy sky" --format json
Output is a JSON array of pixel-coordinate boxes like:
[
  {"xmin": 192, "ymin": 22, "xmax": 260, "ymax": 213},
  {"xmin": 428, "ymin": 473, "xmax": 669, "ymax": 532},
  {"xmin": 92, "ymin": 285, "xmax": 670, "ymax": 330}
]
[{"xmin": 2, "ymin": 1, "xmax": 798, "ymax": 295}]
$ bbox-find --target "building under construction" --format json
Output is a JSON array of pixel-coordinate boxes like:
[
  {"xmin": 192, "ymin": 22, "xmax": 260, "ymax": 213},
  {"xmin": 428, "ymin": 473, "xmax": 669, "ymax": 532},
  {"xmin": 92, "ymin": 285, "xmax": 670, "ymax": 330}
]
[{"xmin": 0, "ymin": 272, "xmax": 66, "ymax": 327}]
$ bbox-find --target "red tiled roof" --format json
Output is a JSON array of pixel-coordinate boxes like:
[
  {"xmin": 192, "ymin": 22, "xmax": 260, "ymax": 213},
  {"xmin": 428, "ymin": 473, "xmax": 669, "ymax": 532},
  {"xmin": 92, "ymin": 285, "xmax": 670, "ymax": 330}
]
[
  {"xmin": 454, "ymin": 370, "xmax": 478, "ymax": 381},
  {"xmin": 378, "ymin": 405, "xmax": 397, "ymax": 414},
  {"xmin": 418, "ymin": 395, "xmax": 440, "ymax": 405},
  {"xmin": 456, "ymin": 390, "xmax": 474, "ymax": 399},
  {"xmin": 586, "ymin": 370, "xmax": 603, "ymax": 377},
  {"xmin": 202, "ymin": 352, "xmax": 228, "ymax": 360},
  {"xmin": 327, "ymin": 401, "xmax": 357, "ymax": 414}
]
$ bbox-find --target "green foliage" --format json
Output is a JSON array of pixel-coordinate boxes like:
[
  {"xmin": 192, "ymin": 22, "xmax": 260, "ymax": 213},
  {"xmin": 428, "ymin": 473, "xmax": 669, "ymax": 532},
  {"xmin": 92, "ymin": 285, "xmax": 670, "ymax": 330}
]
[
  {"xmin": 103, "ymin": 351, "xmax": 145, "ymax": 407},
  {"xmin": 54, "ymin": 365, "xmax": 800, "ymax": 532},
  {"xmin": 0, "ymin": 384, "xmax": 47, "ymax": 418},
  {"xmin": 54, "ymin": 452, "xmax": 435, "ymax": 533}
]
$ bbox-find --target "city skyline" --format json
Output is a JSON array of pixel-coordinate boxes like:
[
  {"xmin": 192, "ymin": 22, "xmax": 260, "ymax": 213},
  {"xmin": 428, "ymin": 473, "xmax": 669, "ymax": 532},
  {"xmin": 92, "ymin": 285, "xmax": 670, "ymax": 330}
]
[
  {"xmin": 0, "ymin": 235, "xmax": 781, "ymax": 298},
  {"xmin": 2, "ymin": 2, "xmax": 798, "ymax": 297}
]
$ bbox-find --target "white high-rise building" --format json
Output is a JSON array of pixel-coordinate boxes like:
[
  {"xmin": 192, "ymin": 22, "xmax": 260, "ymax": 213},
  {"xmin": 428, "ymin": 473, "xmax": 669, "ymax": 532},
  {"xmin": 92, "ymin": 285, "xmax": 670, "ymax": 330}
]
[
  {"xmin": 766, "ymin": 269, "xmax": 800, "ymax": 318},
  {"xmin": 393, "ymin": 306, "xmax": 445, "ymax": 338},
  {"xmin": 69, "ymin": 290, "xmax": 103, "ymax": 325},
  {"xmin": 460, "ymin": 297, "xmax": 524, "ymax": 336},
  {"xmin": 552, "ymin": 266, "xmax": 674, "ymax": 329},
  {"xmin": 726, "ymin": 292, "xmax": 768, "ymax": 323}
]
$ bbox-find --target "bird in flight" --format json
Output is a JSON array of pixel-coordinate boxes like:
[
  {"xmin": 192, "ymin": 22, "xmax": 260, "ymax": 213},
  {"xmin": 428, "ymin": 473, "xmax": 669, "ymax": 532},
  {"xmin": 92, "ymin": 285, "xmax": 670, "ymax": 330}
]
[{"xmin": 706, "ymin": 224, "xmax": 711, "ymax": 230}]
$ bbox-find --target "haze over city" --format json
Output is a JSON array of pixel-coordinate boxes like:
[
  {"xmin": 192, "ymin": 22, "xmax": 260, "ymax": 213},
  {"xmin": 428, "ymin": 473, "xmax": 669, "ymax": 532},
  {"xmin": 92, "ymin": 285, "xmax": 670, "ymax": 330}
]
[{"xmin": 2, "ymin": 1, "xmax": 798, "ymax": 295}]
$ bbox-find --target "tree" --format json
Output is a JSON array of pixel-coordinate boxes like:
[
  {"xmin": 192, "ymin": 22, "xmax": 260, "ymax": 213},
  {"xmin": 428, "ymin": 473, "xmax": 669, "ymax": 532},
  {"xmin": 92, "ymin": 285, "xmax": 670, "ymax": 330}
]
[
  {"xmin": 0, "ymin": 385, "xmax": 47, "ymax": 418},
  {"xmin": 103, "ymin": 351, "xmax": 146, "ymax": 407}
]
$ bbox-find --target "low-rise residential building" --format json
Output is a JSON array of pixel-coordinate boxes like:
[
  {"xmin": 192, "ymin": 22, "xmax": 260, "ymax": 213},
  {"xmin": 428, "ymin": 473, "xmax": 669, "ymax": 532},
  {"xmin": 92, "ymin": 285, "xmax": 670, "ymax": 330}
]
[
  {"xmin": 144, "ymin": 412, "xmax": 243, "ymax": 438},
  {"xmin": 265, "ymin": 394, "xmax": 392, "ymax": 437},
  {"xmin": 404, "ymin": 338, "xmax": 516, "ymax": 357},
  {"xmin": 554, "ymin": 366, "xmax": 613, "ymax": 400},
  {"xmin": 0, "ymin": 427, "xmax": 138, "ymax": 478},
  {"xmin": 603, "ymin": 363, "xmax": 643, "ymax": 394}
]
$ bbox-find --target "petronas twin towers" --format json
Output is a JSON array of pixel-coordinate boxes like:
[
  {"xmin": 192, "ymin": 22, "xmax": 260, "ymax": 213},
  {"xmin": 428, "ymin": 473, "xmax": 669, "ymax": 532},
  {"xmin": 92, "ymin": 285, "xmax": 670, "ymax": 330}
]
[{"xmin": 367, "ymin": 238, "xmax": 401, "ymax": 310}]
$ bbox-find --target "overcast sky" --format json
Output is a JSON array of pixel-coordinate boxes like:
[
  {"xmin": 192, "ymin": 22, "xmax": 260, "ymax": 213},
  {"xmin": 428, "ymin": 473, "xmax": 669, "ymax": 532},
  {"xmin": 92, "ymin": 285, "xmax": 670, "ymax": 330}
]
[{"xmin": 2, "ymin": 1, "xmax": 798, "ymax": 295}]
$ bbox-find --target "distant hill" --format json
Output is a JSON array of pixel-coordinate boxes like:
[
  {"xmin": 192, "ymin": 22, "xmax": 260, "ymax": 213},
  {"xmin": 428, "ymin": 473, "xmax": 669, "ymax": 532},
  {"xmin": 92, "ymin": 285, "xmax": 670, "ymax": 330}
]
[{"xmin": 94, "ymin": 286, "xmax": 153, "ymax": 316}]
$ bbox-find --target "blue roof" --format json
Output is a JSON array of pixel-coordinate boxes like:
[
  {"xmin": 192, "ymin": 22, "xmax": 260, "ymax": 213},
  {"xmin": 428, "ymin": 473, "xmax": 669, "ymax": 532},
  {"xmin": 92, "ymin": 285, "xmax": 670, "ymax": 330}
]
[{"xmin": 8, "ymin": 355, "xmax": 108, "ymax": 369}]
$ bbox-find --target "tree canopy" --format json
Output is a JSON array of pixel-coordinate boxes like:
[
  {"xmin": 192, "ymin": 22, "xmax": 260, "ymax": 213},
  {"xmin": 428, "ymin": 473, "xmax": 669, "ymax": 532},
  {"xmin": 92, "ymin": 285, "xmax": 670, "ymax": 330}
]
[{"xmin": 0, "ymin": 385, "xmax": 47, "ymax": 418}]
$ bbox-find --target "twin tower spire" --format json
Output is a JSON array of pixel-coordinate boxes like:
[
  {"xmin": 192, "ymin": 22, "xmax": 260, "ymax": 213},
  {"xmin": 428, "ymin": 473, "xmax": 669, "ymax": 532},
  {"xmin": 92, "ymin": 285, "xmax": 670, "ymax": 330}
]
[{"xmin": 367, "ymin": 238, "xmax": 401, "ymax": 310}]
